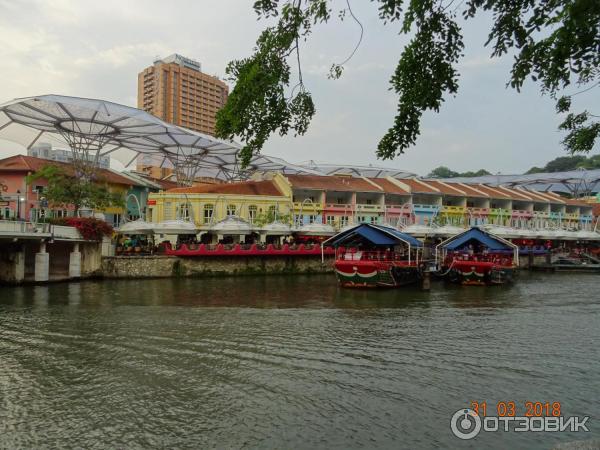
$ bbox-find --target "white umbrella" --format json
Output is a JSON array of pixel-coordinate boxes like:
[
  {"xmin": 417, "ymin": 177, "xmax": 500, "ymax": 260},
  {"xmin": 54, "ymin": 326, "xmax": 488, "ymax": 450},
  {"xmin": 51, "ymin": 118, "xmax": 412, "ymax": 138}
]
[
  {"xmin": 261, "ymin": 221, "xmax": 292, "ymax": 235},
  {"xmin": 295, "ymin": 223, "xmax": 336, "ymax": 236},
  {"xmin": 210, "ymin": 216, "xmax": 253, "ymax": 235},
  {"xmin": 153, "ymin": 220, "xmax": 198, "ymax": 235},
  {"xmin": 117, "ymin": 219, "xmax": 154, "ymax": 235}
]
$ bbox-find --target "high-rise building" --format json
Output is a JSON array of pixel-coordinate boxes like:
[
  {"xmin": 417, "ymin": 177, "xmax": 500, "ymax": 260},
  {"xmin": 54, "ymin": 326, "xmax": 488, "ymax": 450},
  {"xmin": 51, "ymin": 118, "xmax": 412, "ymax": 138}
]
[
  {"xmin": 28, "ymin": 142, "xmax": 111, "ymax": 169},
  {"xmin": 137, "ymin": 54, "xmax": 229, "ymax": 136}
]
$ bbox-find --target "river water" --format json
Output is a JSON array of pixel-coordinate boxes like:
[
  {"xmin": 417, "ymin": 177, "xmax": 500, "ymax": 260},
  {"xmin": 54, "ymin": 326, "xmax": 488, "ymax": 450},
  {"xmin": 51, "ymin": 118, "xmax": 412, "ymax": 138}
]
[{"xmin": 0, "ymin": 273, "xmax": 598, "ymax": 449}]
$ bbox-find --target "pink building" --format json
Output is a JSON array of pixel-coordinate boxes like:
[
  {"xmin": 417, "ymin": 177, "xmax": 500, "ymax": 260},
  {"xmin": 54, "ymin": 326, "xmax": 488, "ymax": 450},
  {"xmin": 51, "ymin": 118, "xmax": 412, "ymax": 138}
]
[{"xmin": 0, "ymin": 154, "xmax": 133, "ymax": 222}]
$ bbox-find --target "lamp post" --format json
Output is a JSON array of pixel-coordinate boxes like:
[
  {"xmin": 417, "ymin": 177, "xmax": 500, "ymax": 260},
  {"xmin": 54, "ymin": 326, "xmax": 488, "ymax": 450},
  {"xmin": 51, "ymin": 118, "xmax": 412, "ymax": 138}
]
[{"xmin": 16, "ymin": 190, "xmax": 25, "ymax": 220}]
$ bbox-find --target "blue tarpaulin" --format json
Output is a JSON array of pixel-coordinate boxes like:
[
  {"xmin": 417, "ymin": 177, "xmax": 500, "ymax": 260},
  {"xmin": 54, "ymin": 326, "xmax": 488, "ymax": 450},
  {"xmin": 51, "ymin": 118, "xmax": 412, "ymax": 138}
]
[
  {"xmin": 442, "ymin": 228, "xmax": 511, "ymax": 251},
  {"xmin": 324, "ymin": 223, "xmax": 423, "ymax": 248}
]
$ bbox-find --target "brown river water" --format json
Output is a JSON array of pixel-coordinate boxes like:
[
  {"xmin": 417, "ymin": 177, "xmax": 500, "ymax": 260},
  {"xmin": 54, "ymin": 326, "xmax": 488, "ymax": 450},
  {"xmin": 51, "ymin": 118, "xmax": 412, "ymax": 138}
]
[{"xmin": 0, "ymin": 272, "xmax": 598, "ymax": 449}]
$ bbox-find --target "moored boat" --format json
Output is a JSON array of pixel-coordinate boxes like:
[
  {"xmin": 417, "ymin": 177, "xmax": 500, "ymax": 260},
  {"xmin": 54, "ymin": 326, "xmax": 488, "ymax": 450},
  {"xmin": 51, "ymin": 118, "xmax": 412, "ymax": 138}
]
[
  {"xmin": 436, "ymin": 227, "xmax": 518, "ymax": 286},
  {"xmin": 322, "ymin": 223, "xmax": 423, "ymax": 288}
]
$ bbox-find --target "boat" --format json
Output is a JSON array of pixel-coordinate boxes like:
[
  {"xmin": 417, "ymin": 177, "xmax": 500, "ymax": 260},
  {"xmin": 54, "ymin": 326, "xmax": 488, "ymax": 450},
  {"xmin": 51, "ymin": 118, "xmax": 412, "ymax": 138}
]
[
  {"xmin": 436, "ymin": 227, "xmax": 519, "ymax": 286},
  {"xmin": 322, "ymin": 223, "xmax": 424, "ymax": 288}
]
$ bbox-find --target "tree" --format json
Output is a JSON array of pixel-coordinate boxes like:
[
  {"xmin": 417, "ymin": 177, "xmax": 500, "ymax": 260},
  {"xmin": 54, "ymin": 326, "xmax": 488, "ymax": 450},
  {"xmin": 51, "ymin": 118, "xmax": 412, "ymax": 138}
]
[
  {"xmin": 544, "ymin": 155, "xmax": 587, "ymax": 172},
  {"xmin": 427, "ymin": 166, "xmax": 490, "ymax": 178},
  {"xmin": 216, "ymin": 0, "xmax": 600, "ymax": 167},
  {"xmin": 26, "ymin": 165, "xmax": 124, "ymax": 215},
  {"xmin": 524, "ymin": 154, "xmax": 600, "ymax": 173},
  {"xmin": 525, "ymin": 166, "xmax": 545, "ymax": 175},
  {"xmin": 427, "ymin": 166, "xmax": 458, "ymax": 178}
]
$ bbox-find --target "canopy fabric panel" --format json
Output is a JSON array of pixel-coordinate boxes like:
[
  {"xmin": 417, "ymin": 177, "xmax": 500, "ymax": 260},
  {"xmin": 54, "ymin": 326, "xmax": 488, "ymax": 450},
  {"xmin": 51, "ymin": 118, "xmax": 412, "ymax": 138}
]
[
  {"xmin": 442, "ymin": 228, "xmax": 512, "ymax": 251},
  {"xmin": 371, "ymin": 224, "xmax": 423, "ymax": 247},
  {"xmin": 324, "ymin": 223, "xmax": 422, "ymax": 247}
]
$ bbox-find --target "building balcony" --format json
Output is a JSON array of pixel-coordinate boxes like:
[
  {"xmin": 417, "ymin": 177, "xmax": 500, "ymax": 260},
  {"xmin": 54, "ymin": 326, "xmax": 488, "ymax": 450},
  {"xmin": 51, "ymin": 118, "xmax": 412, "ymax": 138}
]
[
  {"xmin": 293, "ymin": 202, "xmax": 323, "ymax": 211},
  {"xmin": 563, "ymin": 212, "xmax": 580, "ymax": 220},
  {"xmin": 355, "ymin": 204, "xmax": 384, "ymax": 213},
  {"xmin": 412, "ymin": 204, "xmax": 440, "ymax": 214},
  {"xmin": 579, "ymin": 214, "xmax": 593, "ymax": 222},
  {"xmin": 467, "ymin": 207, "xmax": 490, "ymax": 216},
  {"xmin": 385, "ymin": 204, "xmax": 413, "ymax": 214},
  {"xmin": 324, "ymin": 203, "xmax": 353, "ymax": 213},
  {"xmin": 441, "ymin": 205, "xmax": 466, "ymax": 214},
  {"xmin": 533, "ymin": 211, "xmax": 550, "ymax": 218},
  {"xmin": 489, "ymin": 208, "xmax": 511, "ymax": 216},
  {"xmin": 511, "ymin": 209, "xmax": 533, "ymax": 218}
]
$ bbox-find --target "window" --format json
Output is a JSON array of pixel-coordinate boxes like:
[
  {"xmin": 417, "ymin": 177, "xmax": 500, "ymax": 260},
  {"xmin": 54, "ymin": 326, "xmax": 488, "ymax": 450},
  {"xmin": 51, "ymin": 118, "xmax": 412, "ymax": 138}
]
[
  {"xmin": 226, "ymin": 204, "xmax": 237, "ymax": 216},
  {"xmin": 340, "ymin": 216, "xmax": 349, "ymax": 227},
  {"xmin": 248, "ymin": 205, "xmax": 257, "ymax": 223},
  {"xmin": 178, "ymin": 203, "xmax": 190, "ymax": 220},
  {"xmin": 268, "ymin": 205, "xmax": 277, "ymax": 218},
  {"xmin": 164, "ymin": 202, "xmax": 173, "ymax": 220},
  {"xmin": 336, "ymin": 197, "xmax": 345, "ymax": 205},
  {"xmin": 326, "ymin": 215, "xmax": 335, "ymax": 225},
  {"xmin": 357, "ymin": 216, "xmax": 367, "ymax": 223},
  {"xmin": 366, "ymin": 199, "xmax": 372, "ymax": 205},
  {"xmin": 203, "ymin": 204, "xmax": 214, "ymax": 223},
  {"xmin": 308, "ymin": 215, "xmax": 317, "ymax": 224}
]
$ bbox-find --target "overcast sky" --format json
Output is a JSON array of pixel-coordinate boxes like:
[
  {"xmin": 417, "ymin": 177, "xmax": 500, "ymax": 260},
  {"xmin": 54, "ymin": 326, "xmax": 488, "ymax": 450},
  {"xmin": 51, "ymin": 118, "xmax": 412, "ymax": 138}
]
[{"xmin": 0, "ymin": 0, "xmax": 597, "ymax": 175}]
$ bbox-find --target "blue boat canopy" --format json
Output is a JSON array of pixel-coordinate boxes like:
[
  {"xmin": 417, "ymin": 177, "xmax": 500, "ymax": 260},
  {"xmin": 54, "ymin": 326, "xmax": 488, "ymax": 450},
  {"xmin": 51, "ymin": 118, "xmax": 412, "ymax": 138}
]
[
  {"xmin": 323, "ymin": 223, "xmax": 423, "ymax": 248},
  {"xmin": 441, "ymin": 227, "xmax": 512, "ymax": 251}
]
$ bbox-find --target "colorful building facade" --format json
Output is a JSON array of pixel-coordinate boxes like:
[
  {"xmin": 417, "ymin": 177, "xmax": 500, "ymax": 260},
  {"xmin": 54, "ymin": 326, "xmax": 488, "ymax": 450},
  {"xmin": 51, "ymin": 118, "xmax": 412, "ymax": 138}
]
[
  {"xmin": 147, "ymin": 172, "xmax": 596, "ymax": 232},
  {"xmin": 0, "ymin": 155, "xmax": 135, "ymax": 226}
]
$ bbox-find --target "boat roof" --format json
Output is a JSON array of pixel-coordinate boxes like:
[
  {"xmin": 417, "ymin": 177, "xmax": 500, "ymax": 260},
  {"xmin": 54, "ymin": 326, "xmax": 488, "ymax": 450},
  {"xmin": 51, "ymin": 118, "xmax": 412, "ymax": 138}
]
[
  {"xmin": 440, "ymin": 227, "xmax": 515, "ymax": 251},
  {"xmin": 323, "ymin": 223, "xmax": 422, "ymax": 248}
]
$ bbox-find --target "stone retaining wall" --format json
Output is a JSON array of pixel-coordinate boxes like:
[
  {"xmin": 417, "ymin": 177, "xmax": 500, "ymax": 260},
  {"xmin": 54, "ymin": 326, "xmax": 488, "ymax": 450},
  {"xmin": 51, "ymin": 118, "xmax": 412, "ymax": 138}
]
[{"xmin": 101, "ymin": 255, "xmax": 335, "ymax": 279}]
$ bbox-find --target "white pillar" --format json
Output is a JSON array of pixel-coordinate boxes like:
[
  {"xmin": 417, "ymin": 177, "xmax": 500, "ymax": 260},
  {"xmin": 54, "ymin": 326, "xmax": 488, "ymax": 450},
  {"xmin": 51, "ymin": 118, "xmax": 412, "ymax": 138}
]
[
  {"xmin": 34, "ymin": 241, "xmax": 49, "ymax": 282},
  {"xmin": 69, "ymin": 242, "xmax": 81, "ymax": 278},
  {"xmin": 14, "ymin": 247, "xmax": 25, "ymax": 282}
]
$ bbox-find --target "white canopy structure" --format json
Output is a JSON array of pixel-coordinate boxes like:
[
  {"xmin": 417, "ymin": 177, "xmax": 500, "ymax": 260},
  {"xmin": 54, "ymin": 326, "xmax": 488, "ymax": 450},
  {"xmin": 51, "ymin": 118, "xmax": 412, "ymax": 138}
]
[
  {"xmin": 0, "ymin": 94, "xmax": 240, "ymax": 183},
  {"xmin": 190, "ymin": 153, "xmax": 323, "ymax": 181},
  {"xmin": 435, "ymin": 169, "xmax": 600, "ymax": 197},
  {"xmin": 298, "ymin": 161, "xmax": 417, "ymax": 179}
]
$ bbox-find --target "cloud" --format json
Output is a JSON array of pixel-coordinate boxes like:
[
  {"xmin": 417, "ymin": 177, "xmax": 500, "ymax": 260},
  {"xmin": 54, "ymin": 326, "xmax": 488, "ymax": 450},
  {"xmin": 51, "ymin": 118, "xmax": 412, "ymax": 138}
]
[{"xmin": 0, "ymin": 0, "xmax": 591, "ymax": 175}]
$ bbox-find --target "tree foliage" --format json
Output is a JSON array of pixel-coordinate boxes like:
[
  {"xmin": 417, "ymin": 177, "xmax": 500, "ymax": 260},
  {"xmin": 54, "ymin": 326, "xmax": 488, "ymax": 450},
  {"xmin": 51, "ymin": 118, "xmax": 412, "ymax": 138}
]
[
  {"xmin": 427, "ymin": 166, "xmax": 491, "ymax": 178},
  {"xmin": 26, "ymin": 165, "xmax": 124, "ymax": 214},
  {"xmin": 216, "ymin": 0, "xmax": 600, "ymax": 166},
  {"xmin": 525, "ymin": 154, "xmax": 600, "ymax": 173}
]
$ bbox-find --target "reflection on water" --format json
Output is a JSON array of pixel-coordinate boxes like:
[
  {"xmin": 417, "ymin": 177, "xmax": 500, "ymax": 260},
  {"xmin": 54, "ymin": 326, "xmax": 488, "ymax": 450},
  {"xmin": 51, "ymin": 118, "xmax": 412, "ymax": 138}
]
[{"xmin": 0, "ymin": 273, "xmax": 599, "ymax": 449}]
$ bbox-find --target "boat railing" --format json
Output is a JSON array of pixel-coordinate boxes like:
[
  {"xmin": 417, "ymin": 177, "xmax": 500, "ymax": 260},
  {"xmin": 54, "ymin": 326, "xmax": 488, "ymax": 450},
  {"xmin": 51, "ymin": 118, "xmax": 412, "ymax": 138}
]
[
  {"xmin": 158, "ymin": 242, "xmax": 334, "ymax": 256},
  {"xmin": 337, "ymin": 249, "xmax": 411, "ymax": 262},
  {"xmin": 444, "ymin": 252, "xmax": 513, "ymax": 266}
]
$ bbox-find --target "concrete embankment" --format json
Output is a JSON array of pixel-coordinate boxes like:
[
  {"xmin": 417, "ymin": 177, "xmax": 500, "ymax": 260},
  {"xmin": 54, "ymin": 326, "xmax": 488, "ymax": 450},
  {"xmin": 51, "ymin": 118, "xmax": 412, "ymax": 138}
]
[{"xmin": 101, "ymin": 255, "xmax": 335, "ymax": 279}]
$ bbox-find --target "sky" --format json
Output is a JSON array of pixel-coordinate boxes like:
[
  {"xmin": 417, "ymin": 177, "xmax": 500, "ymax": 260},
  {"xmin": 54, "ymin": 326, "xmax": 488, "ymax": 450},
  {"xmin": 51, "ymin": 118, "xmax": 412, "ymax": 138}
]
[{"xmin": 0, "ymin": 0, "xmax": 598, "ymax": 176}]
